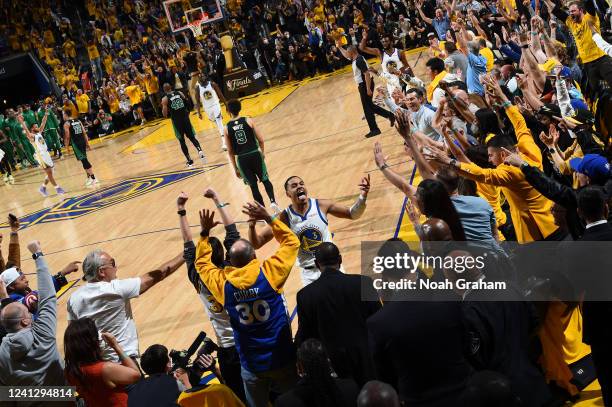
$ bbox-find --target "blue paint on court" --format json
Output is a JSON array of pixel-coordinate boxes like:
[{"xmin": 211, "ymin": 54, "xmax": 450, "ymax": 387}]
[{"xmin": 2, "ymin": 166, "xmax": 223, "ymax": 230}]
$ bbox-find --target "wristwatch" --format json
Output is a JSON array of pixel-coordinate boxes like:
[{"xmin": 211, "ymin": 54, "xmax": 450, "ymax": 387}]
[
  {"xmin": 450, "ymin": 158, "xmax": 458, "ymax": 167},
  {"xmin": 177, "ymin": 209, "xmax": 187, "ymax": 216},
  {"xmin": 32, "ymin": 252, "xmax": 44, "ymax": 260},
  {"xmin": 548, "ymin": 147, "xmax": 555, "ymax": 154},
  {"xmin": 379, "ymin": 163, "xmax": 390, "ymax": 170}
]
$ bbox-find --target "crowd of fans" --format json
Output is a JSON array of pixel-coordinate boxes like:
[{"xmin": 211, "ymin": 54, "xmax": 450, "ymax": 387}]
[{"xmin": 2, "ymin": 0, "xmax": 612, "ymax": 406}]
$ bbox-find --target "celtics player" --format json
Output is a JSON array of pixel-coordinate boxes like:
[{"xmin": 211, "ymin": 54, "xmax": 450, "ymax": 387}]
[
  {"xmin": 195, "ymin": 73, "xmax": 228, "ymax": 151},
  {"xmin": 249, "ymin": 175, "xmax": 369, "ymax": 285},
  {"xmin": 225, "ymin": 99, "xmax": 280, "ymax": 212},
  {"xmin": 5, "ymin": 109, "xmax": 37, "ymax": 168},
  {"xmin": 62, "ymin": 111, "xmax": 99, "ymax": 187},
  {"xmin": 161, "ymin": 83, "xmax": 206, "ymax": 167},
  {"xmin": 36, "ymin": 100, "xmax": 62, "ymax": 158}
]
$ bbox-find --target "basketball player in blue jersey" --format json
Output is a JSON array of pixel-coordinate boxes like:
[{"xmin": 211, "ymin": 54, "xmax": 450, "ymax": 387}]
[
  {"xmin": 195, "ymin": 202, "xmax": 300, "ymax": 407},
  {"xmin": 249, "ymin": 175, "xmax": 369, "ymax": 286}
]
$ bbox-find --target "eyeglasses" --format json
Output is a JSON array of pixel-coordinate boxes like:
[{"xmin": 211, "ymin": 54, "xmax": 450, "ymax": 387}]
[{"xmin": 99, "ymin": 258, "xmax": 116, "ymax": 269}]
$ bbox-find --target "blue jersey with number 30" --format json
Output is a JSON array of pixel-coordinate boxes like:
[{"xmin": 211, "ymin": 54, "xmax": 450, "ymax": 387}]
[{"xmin": 224, "ymin": 269, "xmax": 295, "ymax": 372}]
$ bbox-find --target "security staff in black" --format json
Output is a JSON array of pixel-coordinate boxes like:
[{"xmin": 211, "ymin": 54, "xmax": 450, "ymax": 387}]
[
  {"xmin": 224, "ymin": 98, "xmax": 279, "ymax": 210},
  {"xmin": 161, "ymin": 83, "xmax": 205, "ymax": 167},
  {"xmin": 337, "ymin": 44, "xmax": 394, "ymax": 138}
]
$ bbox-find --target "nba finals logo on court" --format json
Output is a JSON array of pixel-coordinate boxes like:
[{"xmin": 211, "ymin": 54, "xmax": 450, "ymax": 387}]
[{"xmin": 1, "ymin": 166, "xmax": 222, "ymax": 230}]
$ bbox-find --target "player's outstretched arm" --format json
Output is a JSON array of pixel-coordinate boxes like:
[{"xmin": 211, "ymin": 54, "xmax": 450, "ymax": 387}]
[{"xmin": 319, "ymin": 174, "xmax": 369, "ymax": 219}]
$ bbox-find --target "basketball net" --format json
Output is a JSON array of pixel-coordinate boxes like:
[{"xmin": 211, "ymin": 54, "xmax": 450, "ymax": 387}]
[{"xmin": 188, "ymin": 19, "xmax": 204, "ymax": 40}]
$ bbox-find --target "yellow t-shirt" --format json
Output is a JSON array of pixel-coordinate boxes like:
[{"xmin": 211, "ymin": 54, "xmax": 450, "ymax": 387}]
[
  {"xmin": 103, "ymin": 55, "xmax": 113, "ymax": 74},
  {"xmin": 144, "ymin": 76, "xmax": 159, "ymax": 95},
  {"xmin": 76, "ymin": 94, "xmax": 90, "ymax": 114},
  {"xmin": 479, "ymin": 47, "xmax": 495, "ymax": 71},
  {"xmin": 108, "ymin": 98, "xmax": 120, "ymax": 114},
  {"xmin": 566, "ymin": 13, "xmax": 605, "ymax": 63},
  {"xmin": 125, "ymin": 85, "xmax": 143, "ymax": 105},
  {"xmin": 330, "ymin": 28, "xmax": 347, "ymax": 46},
  {"xmin": 87, "ymin": 43, "xmax": 100, "ymax": 60},
  {"xmin": 113, "ymin": 29, "xmax": 124, "ymax": 43},
  {"xmin": 177, "ymin": 384, "xmax": 244, "ymax": 407},
  {"xmin": 64, "ymin": 101, "xmax": 78, "ymax": 119},
  {"xmin": 43, "ymin": 29, "xmax": 55, "ymax": 45},
  {"xmin": 63, "ymin": 40, "xmax": 76, "ymax": 59}
]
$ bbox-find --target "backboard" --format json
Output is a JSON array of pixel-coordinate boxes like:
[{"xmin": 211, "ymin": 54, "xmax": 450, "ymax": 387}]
[{"xmin": 163, "ymin": 0, "xmax": 224, "ymax": 33}]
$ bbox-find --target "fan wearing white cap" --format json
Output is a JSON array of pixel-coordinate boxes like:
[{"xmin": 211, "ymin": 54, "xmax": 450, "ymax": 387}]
[
  {"xmin": 0, "ymin": 260, "xmax": 80, "ymax": 317},
  {"xmin": 0, "ymin": 240, "xmax": 67, "ymax": 387}
]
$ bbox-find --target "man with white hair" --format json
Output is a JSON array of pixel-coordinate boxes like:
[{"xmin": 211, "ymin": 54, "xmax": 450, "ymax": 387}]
[
  {"xmin": 67, "ymin": 249, "xmax": 184, "ymax": 361},
  {"xmin": 0, "ymin": 240, "xmax": 66, "ymax": 389}
]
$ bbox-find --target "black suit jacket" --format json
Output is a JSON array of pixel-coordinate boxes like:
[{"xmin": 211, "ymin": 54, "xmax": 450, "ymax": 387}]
[
  {"xmin": 367, "ymin": 299, "xmax": 472, "ymax": 407},
  {"xmin": 578, "ymin": 222, "xmax": 612, "ymax": 344},
  {"xmin": 295, "ymin": 269, "xmax": 381, "ymax": 386}
]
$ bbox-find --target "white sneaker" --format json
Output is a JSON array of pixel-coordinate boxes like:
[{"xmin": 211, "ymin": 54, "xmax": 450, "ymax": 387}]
[
  {"xmin": 8, "ymin": 175, "xmax": 15, "ymax": 184},
  {"xmin": 186, "ymin": 160, "xmax": 194, "ymax": 168},
  {"xmin": 198, "ymin": 150, "xmax": 207, "ymax": 164},
  {"xmin": 2, "ymin": 174, "xmax": 8, "ymax": 184},
  {"xmin": 85, "ymin": 178, "xmax": 94, "ymax": 187},
  {"xmin": 270, "ymin": 202, "xmax": 282, "ymax": 215},
  {"xmin": 93, "ymin": 178, "xmax": 100, "ymax": 187}
]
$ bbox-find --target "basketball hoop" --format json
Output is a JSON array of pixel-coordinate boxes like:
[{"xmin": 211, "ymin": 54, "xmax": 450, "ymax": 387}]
[{"xmin": 188, "ymin": 19, "xmax": 204, "ymax": 39}]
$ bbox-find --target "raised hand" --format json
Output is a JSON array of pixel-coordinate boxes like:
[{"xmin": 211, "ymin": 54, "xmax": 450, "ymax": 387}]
[
  {"xmin": 203, "ymin": 188, "xmax": 218, "ymax": 200},
  {"xmin": 394, "ymin": 109, "xmax": 411, "ymax": 138},
  {"xmin": 502, "ymin": 147, "xmax": 527, "ymax": 167},
  {"xmin": 27, "ymin": 240, "xmax": 42, "ymax": 254},
  {"xmin": 406, "ymin": 200, "xmax": 421, "ymax": 226},
  {"xmin": 539, "ymin": 128, "xmax": 557, "ymax": 148},
  {"xmin": 199, "ymin": 209, "xmax": 221, "ymax": 237},
  {"xmin": 61, "ymin": 261, "xmax": 81, "ymax": 276},
  {"xmin": 177, "ymin": 192, "xmax": 188, "ymax": 208},
  {"xmin": 101, "ymin": 332, "xmax": 120, "ymax": 350},
  {"xmin": 374, "ymin": 142, "xmax": 389, "ymax": 169},
  {"xmin": 242, "ymin": 202, "xmax": 272, "ymax": 223},
  {"xmin": 359, "ymin": 174, "xmax": 370, "ymax": 197}
]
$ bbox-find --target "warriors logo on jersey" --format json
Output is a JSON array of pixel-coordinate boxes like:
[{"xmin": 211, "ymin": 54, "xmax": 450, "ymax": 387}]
[
  {"xmin": 207, "ymin": 294, "xmax": 224, "ymax": 313},
  {"xmin": 386, "ymin": 60, "xmax": 398, "ymax": 71},
  {"xmin": 298, "ymin": 227, "xmax": 324, "ymax": 253},
  {"xmin": 203, "ymin": 91, "xmax": 213, "ymax": 100}
]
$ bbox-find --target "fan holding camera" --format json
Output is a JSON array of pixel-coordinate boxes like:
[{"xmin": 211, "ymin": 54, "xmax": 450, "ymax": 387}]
[{"xmin": 128, "ymin": 332, "xmax": 243, "ymax": 407}]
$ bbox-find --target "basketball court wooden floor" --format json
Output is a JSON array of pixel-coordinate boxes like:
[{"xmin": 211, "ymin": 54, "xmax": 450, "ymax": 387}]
[
  {"xmin": 0, "ymin": 50, "xmax": 602, "ymax": 405},
  {"xmin": 1, "ymin": 53, "xmax": 425, "ymax": 354}
]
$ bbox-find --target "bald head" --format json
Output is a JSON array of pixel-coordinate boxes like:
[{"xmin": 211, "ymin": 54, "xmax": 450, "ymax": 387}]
[
  {"xmin": 421, "ymin": 218, "xmax": 453, "ymax": 241},
  {"xmin": 357, "ymin": 381, "xmax": 401, "ymax": 407},
  {"xmin": 228, "ymin": 239, "xmax": 256, "ymax": 268},
  {"xmin": 0, "ymin": 302, "xmax": 30, "ymax": 333},
  {"xmin": 451, "ymin": 89, "xmax": 469, "ymax": 104}
]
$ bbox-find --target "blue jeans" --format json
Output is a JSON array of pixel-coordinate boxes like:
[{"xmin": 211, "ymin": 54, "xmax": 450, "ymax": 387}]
[{"xmin": 241, "ymin": 363, "xmax": 297, "ymax": 407}]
